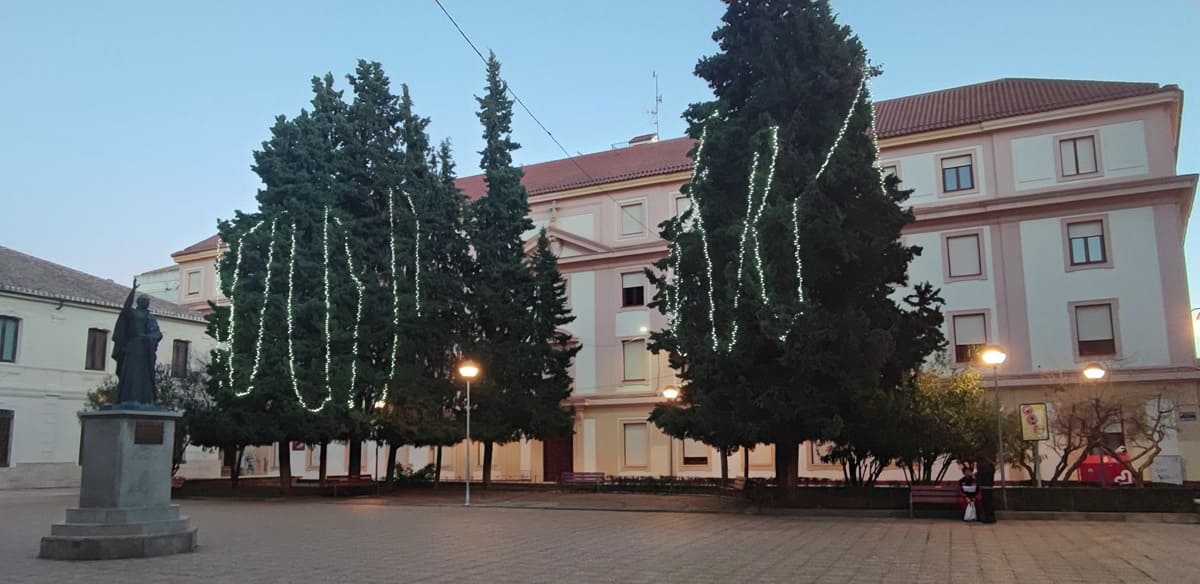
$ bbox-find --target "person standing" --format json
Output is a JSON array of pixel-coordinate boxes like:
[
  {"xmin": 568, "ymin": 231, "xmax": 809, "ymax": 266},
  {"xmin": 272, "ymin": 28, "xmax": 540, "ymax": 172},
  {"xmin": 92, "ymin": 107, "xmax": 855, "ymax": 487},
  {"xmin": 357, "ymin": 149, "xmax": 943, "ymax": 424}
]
[{"xmin": 976, "ymin": 459, "xmax": 997, "ymax": 523}]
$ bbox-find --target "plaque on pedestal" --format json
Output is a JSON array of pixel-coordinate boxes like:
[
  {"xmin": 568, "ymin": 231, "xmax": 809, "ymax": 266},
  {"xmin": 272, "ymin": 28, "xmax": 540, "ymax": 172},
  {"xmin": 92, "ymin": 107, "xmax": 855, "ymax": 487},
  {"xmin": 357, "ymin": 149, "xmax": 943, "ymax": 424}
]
[{"xmin": 39, "ymin": 409, "xmax": 197, "ymax": 560}]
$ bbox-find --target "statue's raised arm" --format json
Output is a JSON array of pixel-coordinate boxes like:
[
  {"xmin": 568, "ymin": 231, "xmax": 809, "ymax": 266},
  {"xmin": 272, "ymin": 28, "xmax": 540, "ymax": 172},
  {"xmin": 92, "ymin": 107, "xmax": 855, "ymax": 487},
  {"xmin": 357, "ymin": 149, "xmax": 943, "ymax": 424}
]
[{"xmin": 108, "ymin": 281, "xmax": 162, "ymax": 408}]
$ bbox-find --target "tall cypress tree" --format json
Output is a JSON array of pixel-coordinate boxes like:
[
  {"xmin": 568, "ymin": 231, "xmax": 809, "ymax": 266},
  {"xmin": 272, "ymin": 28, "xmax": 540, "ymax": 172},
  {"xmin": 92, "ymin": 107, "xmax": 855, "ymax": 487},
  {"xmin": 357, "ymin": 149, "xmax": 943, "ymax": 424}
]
[
  {"xmin": 649, "ymin": 0, "xmax": 943, "ymax": 496},
  {"xmin": 464, "ymin": 53, "xmax": 576, "ymax": 486}
]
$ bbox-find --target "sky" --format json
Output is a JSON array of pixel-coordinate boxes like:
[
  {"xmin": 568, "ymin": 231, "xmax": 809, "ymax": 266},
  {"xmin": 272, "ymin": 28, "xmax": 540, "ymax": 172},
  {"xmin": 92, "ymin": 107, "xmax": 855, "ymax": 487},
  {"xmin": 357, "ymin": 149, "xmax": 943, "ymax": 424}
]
[{"xmin": 2, "ymin": 0, "xmax": 1199, "ymax": 308}]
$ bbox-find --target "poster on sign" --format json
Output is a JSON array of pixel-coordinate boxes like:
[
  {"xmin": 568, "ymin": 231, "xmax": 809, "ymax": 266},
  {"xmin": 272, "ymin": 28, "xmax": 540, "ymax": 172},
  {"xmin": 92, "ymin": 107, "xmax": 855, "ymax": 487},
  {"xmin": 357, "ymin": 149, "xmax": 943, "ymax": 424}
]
[{"xmin": 1019, "ymin": 403, "xmax": 1049, "ymax": 441}]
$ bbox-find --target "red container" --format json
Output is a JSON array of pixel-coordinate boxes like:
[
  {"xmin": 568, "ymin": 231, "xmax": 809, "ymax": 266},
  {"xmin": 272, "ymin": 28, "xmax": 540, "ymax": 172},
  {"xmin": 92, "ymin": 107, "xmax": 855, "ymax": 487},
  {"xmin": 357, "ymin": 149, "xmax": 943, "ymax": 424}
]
[{"xmin": 1078, "ymin": 454, "xmax": 1135, "ymax": 485}]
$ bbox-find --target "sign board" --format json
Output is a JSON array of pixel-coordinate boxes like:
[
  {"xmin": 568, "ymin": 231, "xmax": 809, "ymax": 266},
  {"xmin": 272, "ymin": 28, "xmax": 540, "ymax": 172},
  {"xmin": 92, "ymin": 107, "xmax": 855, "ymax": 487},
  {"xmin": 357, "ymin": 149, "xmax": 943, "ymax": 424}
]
[
  {"xmin": 1152, "ymin": 455, "xmax": 1185, "ymax": 485},
  {"xmin": 133, "ymin": 421, "xmax": 165, "ymax": 445},
  {"xmin": 1019, "ymin": 403, "xmax": 1049, "ymax": 441}
]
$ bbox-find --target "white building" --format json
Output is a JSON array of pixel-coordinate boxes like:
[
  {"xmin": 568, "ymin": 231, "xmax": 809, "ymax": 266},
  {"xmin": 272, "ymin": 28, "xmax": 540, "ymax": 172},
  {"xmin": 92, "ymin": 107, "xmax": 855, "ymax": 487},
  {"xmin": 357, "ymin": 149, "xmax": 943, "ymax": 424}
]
[{"xmin": 0, "ymin": 246, "xmax": 214, "ymax": 489}]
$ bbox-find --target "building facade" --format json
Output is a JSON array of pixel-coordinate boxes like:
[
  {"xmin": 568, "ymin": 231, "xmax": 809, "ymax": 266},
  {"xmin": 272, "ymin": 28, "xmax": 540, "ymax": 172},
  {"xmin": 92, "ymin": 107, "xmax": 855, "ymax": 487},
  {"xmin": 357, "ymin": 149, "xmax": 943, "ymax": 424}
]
[
  {"xmin": 164, "ymin": 78, "xmax": 1200, "ymax": 484},
  {"xmin": 0, "ymin": 246, "xmax": 214, "ymax": 489}
]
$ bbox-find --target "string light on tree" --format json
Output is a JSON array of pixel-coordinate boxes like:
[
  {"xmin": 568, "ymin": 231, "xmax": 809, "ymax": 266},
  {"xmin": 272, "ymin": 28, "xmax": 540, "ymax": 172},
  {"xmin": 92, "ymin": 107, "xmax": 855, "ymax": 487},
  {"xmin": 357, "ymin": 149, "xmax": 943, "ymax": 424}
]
[
  {"xmin": 223, "ymin": 219, "xmax": 265, "ymax": 392},
  {"xmin": 334, "ymin": 216, "xmax": 365, "ymax": 408},
  {"xmin": 388, "ymin": 191, "xmax": 400, "ymax": 382},
  {"xmin": 239, "ymin": 218, "xmax": 278, "ymax": 396},
  {"xmin": 322, "ymin": 206, "xmax": 332, "ymax": 398},
  {"xmin": 403, "ymin": 190, "xmax": 422, "ymax": 317}
]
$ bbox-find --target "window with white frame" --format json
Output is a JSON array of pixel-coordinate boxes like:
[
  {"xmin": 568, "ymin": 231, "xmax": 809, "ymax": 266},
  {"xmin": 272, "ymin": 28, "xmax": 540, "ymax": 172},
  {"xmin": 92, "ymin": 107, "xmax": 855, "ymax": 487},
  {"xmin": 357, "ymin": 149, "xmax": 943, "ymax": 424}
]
[
  {"xmin": 0, "ymin": 316, "xmax": 18, "ymax": 363},
  {"xmin": 952, "ymin": 313, "xmax": 988, "ymax": 363},
  {"xmin": 1075, "ymin": 304, "xmax": 1116, "ymax": 357},
  {"xmin": 619, "ymin": 202, "xmax": 645, "ymax": 236},
  {"xmin": 1060, "ymin": 135, "xmax": 1098, "ymax": 177},
  {"xmin": 882, "ymin": 165, "xmax": 898, "ymax": 180},
  {"xmin": 946, "ymin": 233, "xmax": 982, "ymax": 278},
  {"xmin": 1067, "ymin": 221, "xmax": 1107, "ymax": 266},
  {"xmin": 941, "ymin": 154, "xmax": 975, "ymax": 193},
  {"xmin": 675, "ymin": 195, "xmax": 691, "ymax": 218},
  {"xmin": 622, "ymin": 271, "xmax": 646, "ymax": 307},
  {"xmin": 622, "ymin": 339, "xmax": 647, "ymax": 381}
]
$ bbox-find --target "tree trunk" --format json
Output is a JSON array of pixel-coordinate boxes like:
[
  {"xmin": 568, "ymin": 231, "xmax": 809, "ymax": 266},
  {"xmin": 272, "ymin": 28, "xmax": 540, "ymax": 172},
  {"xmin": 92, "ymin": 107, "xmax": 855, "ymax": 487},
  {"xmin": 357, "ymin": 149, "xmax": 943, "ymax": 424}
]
[
  {"xmin": 774, "ymin": 441, "xmax": 799, "ymax": 498},
  {"xmin": 230, "ymin": 446, "xmax": 244, "ymax": 489},
  {"xmin": 742, "ymin": 448, "xmax": 750, "ymax": 480},
  {"xmin": 482, "ymin": 441, "xmax": 494, "ymax": 488},
  {"xmin": 385, "ymin": 443, "xmax": 398, "ymax": 485},
  {"xmin": 348, "ymin": 435, "xmax": 362, "ymax": 478},
  {"xmin": 278, "ymin": 441, "xmax": 292, "ymax": 496},
  {"xmin": 434, "ymin": 446, "xmax": 443, "ymax": 489},
  {"xmin": 720, "ymin": 448, "xmax": 730, "ymax": 486},
  {"xmin": 319, "ymin": 441, "xmax": 329, "ymax": 487}
]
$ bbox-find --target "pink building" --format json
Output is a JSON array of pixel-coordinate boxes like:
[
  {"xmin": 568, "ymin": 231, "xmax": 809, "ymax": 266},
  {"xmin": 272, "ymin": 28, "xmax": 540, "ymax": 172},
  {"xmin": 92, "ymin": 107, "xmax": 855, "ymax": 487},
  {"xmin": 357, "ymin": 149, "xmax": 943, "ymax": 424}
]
[{"xmin": 164, "ymin": 78, "xmax": 1199, "ymax": 484}]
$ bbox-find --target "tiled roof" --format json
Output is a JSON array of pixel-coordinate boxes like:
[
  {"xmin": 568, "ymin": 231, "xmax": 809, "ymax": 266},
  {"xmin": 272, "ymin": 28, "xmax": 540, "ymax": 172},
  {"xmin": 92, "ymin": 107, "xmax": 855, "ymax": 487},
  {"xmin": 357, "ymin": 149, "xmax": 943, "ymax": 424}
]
[
  {"xmin": 874, "ymin": 78, "xmax": 1171, "ymax": 138},
  {"xmin": 455, "ymin": 136, "xmax": 695, "ymax": 199},
  {"xmin": 171, "ymin": 234, "xmax": 222, "ymax": 258},
  {"xmin": 455, "ymin": 78, "xmax": 1174, "ymax": 198},
  {"xmin": 0, "ymin": 245, "xmax": 205, "ymax": 322}
]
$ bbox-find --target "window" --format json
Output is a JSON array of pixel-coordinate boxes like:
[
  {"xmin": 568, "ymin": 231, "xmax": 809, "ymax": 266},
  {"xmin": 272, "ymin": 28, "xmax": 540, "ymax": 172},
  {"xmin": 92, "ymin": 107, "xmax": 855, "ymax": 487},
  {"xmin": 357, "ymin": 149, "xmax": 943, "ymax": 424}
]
[
  {"xmin": 85, "ymin": 328, "xmax": 108, "ymax": 371},
  {"xmin": 185, "ymin": 270, "xmax": 201, "ymax": 295},
  {"xmin": 172, "ymin": 340, "xmax": 190, "ymax": 378},
  {"xmin": 1067, "ymin": 221, "xmax": 1106, "ymax": 266},
  {"xmin": 622, "ymin": 272, "xmax": 646, "ymax": 307},
  {"xmin": 0, "ymin": 316, "xmax": 17, "ymax": 363},
  {"xmin": 683, "ymin": 439, "xmax": 709, "ymax": 466},
  {"xmin": 675, "ymin": 195, "xmax": 692, "ymax": 218},
  {"xmin": 623, "ymin": 422, "xmax": 648, "ymax": 467},
  {"xmin": 941, "ymin": 154, "xmax": 975, "ymax": 193},
  {"xmin": 952, "ymin": 313, "xmax": 988, "ymax": 363},
  {"xmin": 1060, "ymin": 136, "xmax": 1098, "ymax": 177},
  {"xmin": 881, "ymin": 165, "xmax": 898, "ymax": 180},
  {"xmin": 622, "ymin": 339, "xmax": 647, "ymax": 381},
  {"xmin": 1075, "ymin": 304, "xmax": 1116, "ymax": 357},
  {"xmin": 0, "ymin": 409, "xmax": 12, "ymax": 468},
  {"xmin": 945, "ymin": 233, "xmax": 982, "ymax": 279},
  {"xmin": 619, "ymin": 202, "xmax": 645, "ymax": 237}
]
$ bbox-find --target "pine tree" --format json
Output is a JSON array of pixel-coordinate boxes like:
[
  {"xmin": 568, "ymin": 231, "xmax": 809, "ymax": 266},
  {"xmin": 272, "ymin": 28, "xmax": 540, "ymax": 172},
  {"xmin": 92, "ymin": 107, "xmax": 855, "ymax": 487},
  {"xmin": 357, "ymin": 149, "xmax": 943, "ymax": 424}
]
[
  {"xmin": 464, "ymin": 53, "xmax": 576, "ymax": 486},
  {"xmin": 522, "ymin": 231, "xmax": 579, "ymax": 440},
  {"xmin": 649, "ymin": 0, "xmax": 944, "ymax": 496}
]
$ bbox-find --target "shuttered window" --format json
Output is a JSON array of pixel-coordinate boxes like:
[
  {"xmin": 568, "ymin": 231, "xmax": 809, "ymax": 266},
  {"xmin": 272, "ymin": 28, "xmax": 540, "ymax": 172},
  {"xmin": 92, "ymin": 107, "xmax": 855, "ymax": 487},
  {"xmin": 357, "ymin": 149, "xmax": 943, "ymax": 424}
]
[
  {"xmin": 85, "ymin": 328, "xmax": 108, "ymax": 371},
  {"xmin": 946, "ymin": 234, "xmax": 982, "ymax": 278},
  {"xmin": 620, "ymin": 202, "xmax": 645, "ymax": 236},
  {"xmin": 172, "ymin": 340, "xmax": 190, "ymax": 378},
  {"xmin": 952, "ymin": 313, "xmax": 988, "ymax": 363},
  {"xmin": 683, "ymin": 439, "xmax": 709, "ymax": 466},
  {"xmin": 623, "ymin": 423, "xmax": 648, "ymax": 467},
  {"xmin": 1075, "ymin": 304, "xmax": 1116, "ymax": 356},
  {"xmin": 622, "ymin": 272, "xmax": 646, "ymax": 307},
  {"xmin": 1067, "ymin": 221, "xmax": 1106, "ymax": 265},
  {"xmin": 622, "ymin": 340, "xmax": 647, "ymax": 381},
  {"xmin": 941, "ymin": 154, "xmax": 974, "ymax": 192},
  {"xmin": 0, "ymin": 409, "xmax": 12, "ymax": 468}
]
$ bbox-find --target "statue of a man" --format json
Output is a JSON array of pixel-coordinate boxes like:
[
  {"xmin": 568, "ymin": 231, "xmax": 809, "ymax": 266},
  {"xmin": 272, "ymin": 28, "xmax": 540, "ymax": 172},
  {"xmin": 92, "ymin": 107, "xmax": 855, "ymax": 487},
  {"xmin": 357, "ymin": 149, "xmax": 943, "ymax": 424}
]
[{"xmin": 111, "ymin": 283, "xmax": 163, "ymax": 406}]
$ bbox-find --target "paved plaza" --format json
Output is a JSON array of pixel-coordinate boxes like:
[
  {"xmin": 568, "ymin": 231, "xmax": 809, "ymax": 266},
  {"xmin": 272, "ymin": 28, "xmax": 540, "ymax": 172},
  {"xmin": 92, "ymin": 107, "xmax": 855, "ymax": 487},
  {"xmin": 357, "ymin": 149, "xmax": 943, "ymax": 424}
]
[{"xmin": 3, "ymin": 489, "xmax": 1200, "ymax": 583}]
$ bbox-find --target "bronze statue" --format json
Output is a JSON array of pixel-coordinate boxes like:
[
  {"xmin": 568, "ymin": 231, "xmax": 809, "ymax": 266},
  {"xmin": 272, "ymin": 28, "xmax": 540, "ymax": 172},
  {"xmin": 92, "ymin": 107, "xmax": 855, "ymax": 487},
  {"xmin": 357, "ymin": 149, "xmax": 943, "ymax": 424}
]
[{"xmin": 111, "ymin": 282, "xmax": 163, "ymax": 406}]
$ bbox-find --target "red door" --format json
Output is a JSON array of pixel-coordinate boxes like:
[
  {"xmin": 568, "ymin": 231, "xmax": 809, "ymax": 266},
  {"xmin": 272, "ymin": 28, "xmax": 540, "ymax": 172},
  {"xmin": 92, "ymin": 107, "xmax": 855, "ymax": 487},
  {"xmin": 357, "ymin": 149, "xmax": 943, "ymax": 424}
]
[{"xmin": 542, "ymin": 436, "xmax": 574, "ymax": 483}]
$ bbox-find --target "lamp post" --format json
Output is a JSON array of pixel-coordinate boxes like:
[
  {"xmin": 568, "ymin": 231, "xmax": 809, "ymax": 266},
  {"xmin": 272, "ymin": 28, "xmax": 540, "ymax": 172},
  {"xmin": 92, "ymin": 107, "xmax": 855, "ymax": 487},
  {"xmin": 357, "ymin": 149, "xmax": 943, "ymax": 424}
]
[
  {"xmin": 980, "ymin": 346, "xmax": 1008, "ymax": 509},
  {"xmin": 661, "ymin": 385, "xmax": 680, "ymax": 479},
  {"xmin": 458, "ymin": 360, "xmax": 480, "ymax": 506},
  {"xmin": 374, "ymin": 399, "xmax": 386, "ymax": 484},
  {"xmin": 1082, "ymin": 363, "xmax": 1107, "ymax": 487}
]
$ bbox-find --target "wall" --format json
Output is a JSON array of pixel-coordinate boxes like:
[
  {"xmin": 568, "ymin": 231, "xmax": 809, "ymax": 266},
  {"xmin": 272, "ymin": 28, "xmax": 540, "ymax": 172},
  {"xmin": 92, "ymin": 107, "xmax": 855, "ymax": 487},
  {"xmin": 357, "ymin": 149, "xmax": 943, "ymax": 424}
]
[{"xmin": 0, "ymin": 293, "xmax": 212, "ymax": 488}]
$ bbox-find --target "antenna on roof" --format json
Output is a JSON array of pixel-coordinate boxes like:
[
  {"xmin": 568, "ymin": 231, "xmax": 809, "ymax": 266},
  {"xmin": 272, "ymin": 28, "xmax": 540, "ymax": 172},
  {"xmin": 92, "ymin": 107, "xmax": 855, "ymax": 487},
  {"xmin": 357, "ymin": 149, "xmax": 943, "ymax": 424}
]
[{"xmin": 649, "ymin": 71, "xmax": 663, "ymax": 138}]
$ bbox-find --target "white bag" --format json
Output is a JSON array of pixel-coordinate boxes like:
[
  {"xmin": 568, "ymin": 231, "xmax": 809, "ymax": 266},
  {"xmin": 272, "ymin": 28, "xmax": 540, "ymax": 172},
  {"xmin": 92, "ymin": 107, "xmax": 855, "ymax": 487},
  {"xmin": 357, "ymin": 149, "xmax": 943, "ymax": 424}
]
[{"xmin": 963, "ymin": 501, "xmax": 977, "ymax": 522}]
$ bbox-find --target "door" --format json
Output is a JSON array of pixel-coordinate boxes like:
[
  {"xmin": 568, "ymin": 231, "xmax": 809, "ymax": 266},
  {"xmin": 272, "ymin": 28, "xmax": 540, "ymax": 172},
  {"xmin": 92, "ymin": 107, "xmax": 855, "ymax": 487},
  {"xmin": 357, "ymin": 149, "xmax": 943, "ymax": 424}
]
[{"xmin": 542, "ymin": 435, "xmax": 574, "ymax": 483}]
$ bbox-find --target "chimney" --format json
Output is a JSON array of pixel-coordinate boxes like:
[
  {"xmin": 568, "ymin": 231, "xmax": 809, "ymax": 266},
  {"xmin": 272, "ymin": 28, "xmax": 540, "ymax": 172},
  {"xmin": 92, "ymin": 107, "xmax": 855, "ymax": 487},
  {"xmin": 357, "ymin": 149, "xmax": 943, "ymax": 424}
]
[{"xmin": 628, "ymin": 133, "xmax": 658, "ymax": 146}]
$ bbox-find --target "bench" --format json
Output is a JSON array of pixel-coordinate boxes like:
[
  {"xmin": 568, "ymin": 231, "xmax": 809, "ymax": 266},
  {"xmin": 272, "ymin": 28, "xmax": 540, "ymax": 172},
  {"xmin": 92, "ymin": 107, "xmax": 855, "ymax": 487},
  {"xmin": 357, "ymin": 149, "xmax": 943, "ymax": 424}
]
[
  {"xmin": 909, "ymin": 484, "xmax": 961, "ymax": 518},
  {"xmin": 559, "ymin": 472, "xmax": 606, "ymax": 492},
  {"xmin": 719, "ymin": 477, "xmax": 748, "ymax": 499}
]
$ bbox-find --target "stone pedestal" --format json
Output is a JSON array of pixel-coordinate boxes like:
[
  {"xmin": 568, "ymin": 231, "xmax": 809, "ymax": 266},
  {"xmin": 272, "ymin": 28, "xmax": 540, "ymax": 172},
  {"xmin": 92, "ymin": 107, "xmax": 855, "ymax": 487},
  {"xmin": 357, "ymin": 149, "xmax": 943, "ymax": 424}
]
[{"xmin": 40, "ymin": 409, "xmax": 197, "ymax": 560}]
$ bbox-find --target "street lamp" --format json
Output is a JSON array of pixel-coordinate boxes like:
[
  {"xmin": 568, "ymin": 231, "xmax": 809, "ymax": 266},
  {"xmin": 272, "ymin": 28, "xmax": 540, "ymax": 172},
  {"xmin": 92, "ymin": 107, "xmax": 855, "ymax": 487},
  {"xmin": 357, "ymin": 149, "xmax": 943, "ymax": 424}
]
[
  {"xmin": 661, "ymin": 385, "xmax": 680, "ymax": 478},
  {"xmin": 979, "ymin": 345, "xmax": 1007, "ymax": 510},
  {"xmin": 1082, "ymin": 363, "xmax": 1108, "ymax": 487},
  {"xmin": 458, "ymin": 360, "xmax": 479, "ymax": 506}
]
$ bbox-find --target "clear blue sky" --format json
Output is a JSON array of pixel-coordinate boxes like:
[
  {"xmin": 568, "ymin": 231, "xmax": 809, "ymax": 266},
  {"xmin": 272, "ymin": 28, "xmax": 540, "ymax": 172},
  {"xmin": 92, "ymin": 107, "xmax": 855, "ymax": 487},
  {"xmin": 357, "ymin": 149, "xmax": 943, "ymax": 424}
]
[{"xmin": 2, "ymin": 1, "xmax": 1198, "ymax": 307}]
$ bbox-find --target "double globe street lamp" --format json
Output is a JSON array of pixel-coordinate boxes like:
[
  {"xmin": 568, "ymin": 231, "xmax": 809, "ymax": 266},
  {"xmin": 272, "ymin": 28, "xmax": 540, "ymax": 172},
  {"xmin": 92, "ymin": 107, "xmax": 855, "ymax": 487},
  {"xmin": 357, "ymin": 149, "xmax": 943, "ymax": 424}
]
[{"xmin": 979, "ymin": 345, "xmax": 1008, "ymax": 508}]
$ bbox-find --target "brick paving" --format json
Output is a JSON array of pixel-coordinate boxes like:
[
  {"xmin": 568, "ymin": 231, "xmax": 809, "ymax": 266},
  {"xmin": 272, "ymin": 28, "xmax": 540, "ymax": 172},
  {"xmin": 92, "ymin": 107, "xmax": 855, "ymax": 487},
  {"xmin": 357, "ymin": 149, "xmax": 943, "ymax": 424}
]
[{"xmin": 4, "ymin": 489, "xmax": 1200, "ymax": 583}]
